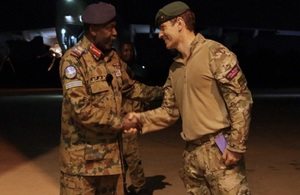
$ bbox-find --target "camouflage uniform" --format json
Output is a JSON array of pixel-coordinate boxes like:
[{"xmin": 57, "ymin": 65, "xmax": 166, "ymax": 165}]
[
  {"xmin": 138, "ymin": 34, "xmax": 253, "ymax": 194},
  {"xmin": 121, "ymin": 133, "xmax": 146, "ymax": 193},
  {"xmin": 59, "ymin": 36, "xmax": 162, "ymax": 195}
]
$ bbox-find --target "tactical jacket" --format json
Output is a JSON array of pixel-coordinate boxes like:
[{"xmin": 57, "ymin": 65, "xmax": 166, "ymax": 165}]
[
  {"xmin": 59, "ymin": 36, "xmax": 162, "ymax": 175},
  {"xmin": 139, "ymin": 33, "xmax": 253, "ymax": 153}
]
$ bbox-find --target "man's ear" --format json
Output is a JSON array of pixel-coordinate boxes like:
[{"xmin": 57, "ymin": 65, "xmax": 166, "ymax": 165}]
[
  {"xmin": 89, "ymin": 25, "xmax": 97, "ymax": 36},
  {"xmin": 176, "ymin": 17, "xmax": 185, "ymax": 30}
]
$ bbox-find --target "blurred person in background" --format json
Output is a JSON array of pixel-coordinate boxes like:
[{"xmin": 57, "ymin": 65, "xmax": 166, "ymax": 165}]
[{"xmin": 119, "ymin": 41, "xmax": 162, "ymax": 195}]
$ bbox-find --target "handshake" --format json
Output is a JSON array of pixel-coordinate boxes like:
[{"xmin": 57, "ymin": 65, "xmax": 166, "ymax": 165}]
[{"xmin": 122, "ymin": 112, "xmax": 142, "ymax": 134}]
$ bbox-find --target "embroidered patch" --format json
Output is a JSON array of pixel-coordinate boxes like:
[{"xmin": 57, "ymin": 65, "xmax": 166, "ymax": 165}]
[
  {"xmin": 65, "ymin": 81, "xmax": 83, "ymax": 89},
  {"xmin": 226, "ymin": 65, "xmax": 240, "ymax": 80},
  {"xmin": 113, "ymin": 63, "xmax": 121, "ymax": 77},
  {"xmin": 65, "ymin": 65, "xmax": 77, "ymax": 79},
  {"xmin": 72, "ymin": 45, "xmax": 85, "ymax": 57}
]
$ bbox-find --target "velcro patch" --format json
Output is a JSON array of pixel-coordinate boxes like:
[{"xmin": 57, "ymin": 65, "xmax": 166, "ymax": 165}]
[
  {"xmin": 65, "ymin": 81, "xmax": 83, "ymax": 89},
  {"xmin": 226, "ymin": 65, "xmax": 240, "ymax": 80}
]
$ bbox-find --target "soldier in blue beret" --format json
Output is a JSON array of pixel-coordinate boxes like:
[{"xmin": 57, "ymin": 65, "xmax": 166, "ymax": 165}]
[
  {"xmin": 123, "ymin": 1, "xmax": 253, "ymax": 194},
  {"xmin": 59, "ymin": 2, "xmax": 163, "ymax": 195}
]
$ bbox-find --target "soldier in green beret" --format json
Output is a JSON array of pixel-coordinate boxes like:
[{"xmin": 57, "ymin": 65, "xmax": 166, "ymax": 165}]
[
  {"xmin": 59, "ymin": 2, "xmax": 162, "ymax": 195},
  {"xmin": 123, "ymin": 1, "xmax": 253, "ymax": 194}
]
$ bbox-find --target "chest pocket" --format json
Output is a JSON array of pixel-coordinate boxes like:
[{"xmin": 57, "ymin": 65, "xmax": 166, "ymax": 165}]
[{"xmin": 90, "ymin": 81, "xmax": 110, "ymax": 94}]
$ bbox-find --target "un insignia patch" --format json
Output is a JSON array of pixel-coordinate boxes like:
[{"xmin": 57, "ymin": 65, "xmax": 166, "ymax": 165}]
[{"xmin": 65, "ymin": 65, "xmax": 77, "ymax": 79}]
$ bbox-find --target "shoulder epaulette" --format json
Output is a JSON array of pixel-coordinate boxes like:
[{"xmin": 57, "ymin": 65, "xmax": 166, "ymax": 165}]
[{"xmin": 72, "ymin": 45, "xmax": 86, "ymax": 57}]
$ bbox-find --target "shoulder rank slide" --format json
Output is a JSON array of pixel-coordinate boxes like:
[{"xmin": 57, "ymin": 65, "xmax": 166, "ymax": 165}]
[{"xmin": 72, "ymin": 45, "xmax": 85, "ymax": 57}]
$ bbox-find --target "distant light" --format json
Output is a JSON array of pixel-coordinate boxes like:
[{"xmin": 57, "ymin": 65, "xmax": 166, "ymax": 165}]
[
  {"xmin": 65, "ymin": 0, "xmax": 73, "ymax": 2},
  {"xmin": 142, "ymin": 66, "xmax": 146, "ymax": 69},
  {"xmin": 61, "ymin": 29, "xmax": 66, "ymax": 34},
  {"xmin": 65, "ymin": 15, "xmax": 74, "ymax": 23},
  {"xmin": 71, "ymin": 36, "xmax": 75, "ymax": 39},
  {"xmin": 276, "ymin": 30, "xmax": 300, "ymax": 36}
]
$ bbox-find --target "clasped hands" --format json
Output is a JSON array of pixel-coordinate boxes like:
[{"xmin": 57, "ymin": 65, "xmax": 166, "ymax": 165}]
[{"xmin": 122, "ymin": 112, "xmax": 142, "ymax": 134}]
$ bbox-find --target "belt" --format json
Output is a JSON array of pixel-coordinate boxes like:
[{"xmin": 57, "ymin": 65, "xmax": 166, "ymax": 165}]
[{"xmin": 187, "ymin": 127, "xmax": 230, "ymax": 146}]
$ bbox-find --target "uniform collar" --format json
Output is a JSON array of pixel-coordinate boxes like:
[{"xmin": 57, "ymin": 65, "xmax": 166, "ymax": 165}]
[
  {"xmin": 81, "ymin": 36, "xmax": 103, "ymax": 61},
  {"xmin": 190, "ymin": 33, "xmax": 206, "ymax": 51},
  {"xmin": 174, "ymin": 33, "xmax": 206, "ymax": 63}
]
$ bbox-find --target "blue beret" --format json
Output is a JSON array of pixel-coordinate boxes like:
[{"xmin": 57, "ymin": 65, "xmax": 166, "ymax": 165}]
[
  {"xmin": 155, "ymin": 1, "xmax": 190, "ymax": 27},
  {"xmin": 82, "ymin": 2, "xmax": 116, "ymax": 24}
]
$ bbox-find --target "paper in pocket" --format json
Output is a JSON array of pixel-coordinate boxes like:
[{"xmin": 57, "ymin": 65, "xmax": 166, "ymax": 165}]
[{"xmin": 215, "ymin": 134, "xmax": 227, "ymax": 153}]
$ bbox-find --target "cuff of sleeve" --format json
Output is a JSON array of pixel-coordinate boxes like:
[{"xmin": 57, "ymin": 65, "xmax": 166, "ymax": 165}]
[
  {"xmin": 138, "ymin": 113, "xmax": 148, "ymax": 134},
  {"xmin": 115, "ymin": 116, "xmax": 123, "ymax": 131},
  {"xmin": 226, "ymin": 141, "xmax": 246, "ymax": 153}
]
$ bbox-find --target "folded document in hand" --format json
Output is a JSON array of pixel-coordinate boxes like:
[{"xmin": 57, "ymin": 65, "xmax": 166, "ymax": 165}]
[{"xmin": 215, "ymin": 134, "xmax": 227, "ymax": 153}]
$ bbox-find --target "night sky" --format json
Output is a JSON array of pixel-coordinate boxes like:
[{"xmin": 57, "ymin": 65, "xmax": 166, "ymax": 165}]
[
  {"xmin": 0, "ymin": 1, "xmax": 56, "ymax": 32},
  {"xmin": 1, "ymin": 0, "xmax": 299, "ymax": 32}
]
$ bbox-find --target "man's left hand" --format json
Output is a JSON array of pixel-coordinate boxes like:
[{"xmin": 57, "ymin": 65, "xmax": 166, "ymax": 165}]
[{"xmin": 222, "ymin": 149, "xmax": 242, "ymax": 166}]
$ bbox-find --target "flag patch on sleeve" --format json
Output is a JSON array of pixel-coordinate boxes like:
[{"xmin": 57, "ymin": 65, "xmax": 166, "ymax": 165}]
[{"xmin": 226, "ymin": 65, "xmax": 240, "ymax": 80}]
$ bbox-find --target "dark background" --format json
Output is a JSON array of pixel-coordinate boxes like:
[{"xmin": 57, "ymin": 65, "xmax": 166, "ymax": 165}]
[
  {"xmin": 0, "ymin": 0, "xmax": 300, "ymax": 89},
  {"xmin": 1, "ymin": 0, "xmax": 299, "ymax": 32}
]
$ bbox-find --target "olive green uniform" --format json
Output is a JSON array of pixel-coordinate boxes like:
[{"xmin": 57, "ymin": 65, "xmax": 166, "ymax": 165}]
[
  {"xmin": 59, "ymin": 36, "xmax": 162, "ymax": 195},
  {"xmin": 138, "ymin": 34, "xmax": 253, "ymax": 194}
]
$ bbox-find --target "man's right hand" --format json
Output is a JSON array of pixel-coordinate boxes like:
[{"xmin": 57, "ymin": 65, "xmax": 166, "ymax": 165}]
[{"xmin": 122, "ymin": 112, "xmax": 142, "ymax": 133}]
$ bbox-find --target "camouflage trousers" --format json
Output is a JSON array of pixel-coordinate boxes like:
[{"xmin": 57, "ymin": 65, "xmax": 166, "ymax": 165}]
[
  {"xmin": 60, "ymin": 171, "xmax": 124, "ymax": 195},
  {"xmin": 179, "ymin": 139, "xmax": 250, "ymax": 195},
  {"xmin": 122, "ymin": 133, "xmax": 146, "ymax": 192}
]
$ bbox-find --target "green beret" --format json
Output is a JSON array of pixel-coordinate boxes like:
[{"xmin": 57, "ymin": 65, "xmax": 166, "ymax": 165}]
[
  {"xmin": 82, "ymin": 2, "xmax": 116, "ymax": 24},
  {"xmin": 155, "ymin": 1, "xmax": 190, "ymax": 27}
]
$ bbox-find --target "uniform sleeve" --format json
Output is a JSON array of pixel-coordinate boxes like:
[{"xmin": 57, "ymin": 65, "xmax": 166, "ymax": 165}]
[
  {"xmin": 124, "ymin": 83, "xmax": 163, "ymax": 102},
  {"xmin": 120, "ymin": 60, "xmax": 163, "ymax": 102},
  {"xmin": 138, "ymin": 75, "xmax": 180, "ymax": 133},
  {"xmin": 60, "ymin": 52, "xmax": 122, "ymax": 134},
  {"xmin": 211, "ymin": 46, "xmax": 253, "ymax": 153}
]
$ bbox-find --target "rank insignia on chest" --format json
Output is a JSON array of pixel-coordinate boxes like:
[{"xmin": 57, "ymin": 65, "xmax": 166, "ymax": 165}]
[{"xmin": 65, "ymin": 65, "xmax": 77, "ymax": 79}]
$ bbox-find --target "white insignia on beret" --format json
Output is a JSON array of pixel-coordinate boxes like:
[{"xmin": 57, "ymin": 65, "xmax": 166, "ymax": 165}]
[
  {"xmin": 65, "ymin": 81, "xmax": 83, "ymax": 89},
  {"xmin": 65, "ymin": 65, "xmax": 77, "ymax": 79}
]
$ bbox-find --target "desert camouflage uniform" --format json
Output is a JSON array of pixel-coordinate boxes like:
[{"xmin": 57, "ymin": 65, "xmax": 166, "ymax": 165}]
[
  {"xmin": 138, "ymin": 34, "xmax": 253, "ymax": 194},
  {"xmin": 59, "ymin": 36, "xmax": 162, "ymax": 195},
  {"xmin": 121, "ymin": 133, "xmax": 145, "ymax": 193}
]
